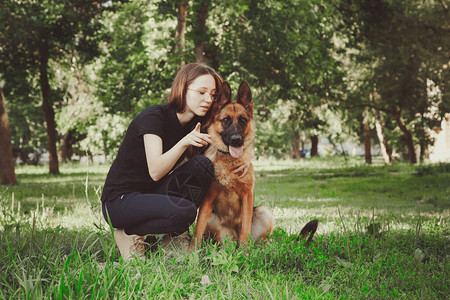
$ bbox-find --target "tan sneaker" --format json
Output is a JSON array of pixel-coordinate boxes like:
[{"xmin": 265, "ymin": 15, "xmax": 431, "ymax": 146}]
[
  {"xmin": 114, "ymin": 229, "xmax": 146, "ymax": 261},
  {"xmin": 161, "ymin": 231, "xmax": 192, "ymax": 253}
]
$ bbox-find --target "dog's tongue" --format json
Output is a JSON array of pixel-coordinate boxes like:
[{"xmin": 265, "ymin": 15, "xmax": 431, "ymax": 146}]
[{"xmin": 229, "ymin": 146, "xmax": 244, "ymax": 158}]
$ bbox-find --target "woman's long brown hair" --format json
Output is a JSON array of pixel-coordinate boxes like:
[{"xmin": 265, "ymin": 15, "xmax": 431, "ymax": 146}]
[
  {"xmin": 168, "ymin": 63, "xmax": 223, "ymax": 113},
  {"xmin": 169, "ymin": 63, "xmax": 222, "ymax": 158}
]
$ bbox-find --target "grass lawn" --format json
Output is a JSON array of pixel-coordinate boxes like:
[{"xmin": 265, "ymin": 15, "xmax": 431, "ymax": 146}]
[{"xmin": 0, "ymin": 157, "xmax": 449, "ymax": 299}]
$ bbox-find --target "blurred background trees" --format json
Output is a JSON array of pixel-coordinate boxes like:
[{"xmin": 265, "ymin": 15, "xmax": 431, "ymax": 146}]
[
  {"xmin": 0, "ymin": 0, "xmax": 448, "ymax": 179},
  {"xmin": 0, "ymin": 0, "xmax": 107, "ymax": 175}
]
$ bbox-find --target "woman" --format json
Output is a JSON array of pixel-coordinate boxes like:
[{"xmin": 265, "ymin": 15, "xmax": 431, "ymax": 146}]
[{"xmin": 101, "ymin": 63, "xmax": 222, "ymax": 261}]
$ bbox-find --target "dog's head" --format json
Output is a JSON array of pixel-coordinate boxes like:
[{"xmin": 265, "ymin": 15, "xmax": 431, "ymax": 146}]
[{"xmin": 207, "ymin": 81, "xmax": 254, "ymax": 158}]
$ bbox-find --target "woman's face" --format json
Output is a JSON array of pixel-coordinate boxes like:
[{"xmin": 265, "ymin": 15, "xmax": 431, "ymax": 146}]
[{"xmin": 185, "ymin": 74, "xmax": 216, "ymax": 117}]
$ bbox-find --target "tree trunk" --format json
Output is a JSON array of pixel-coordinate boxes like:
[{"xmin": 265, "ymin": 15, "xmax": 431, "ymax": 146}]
[
  {"xmin": 0, "ymin": 87, "xmax": 18, "ymax": 185},
  {"xmin": 39, "ymin": 39, "xmax": 60, "ymax": 174},
  {"xmin": 310, "ymin": 135, "xmax": 319, "ymax": 157},
  {"xmin": 59, "ymin": 132, "xmax": 73, "ymax": 162},
  {"xmin": 393, "ymin": 109, "xmax": 417, "ymax": 164},
  {"xmin": 419, "ymin": 141, "xmax": 426, "ymax": 163},
  {"xmin": 417, "ymin": 114, "xmax": 427, "ymax": 163},
  {"xmin": 363, "ymin": 107, "xmax": 372, "ymax": 164},
  {"xmin": 194, "ymin": 1, "xmax": 209, "ymax": 64},
  {"xmin": 374, "ymin": 110, "xmax": 392, "ymax": 165},
  {"xmin": 291, "ymin": 128, "xmax": 301, "ymax": 159},
  {"xmin": 175, "ymin": 0, "xmax": 188, "ymax": 62}
]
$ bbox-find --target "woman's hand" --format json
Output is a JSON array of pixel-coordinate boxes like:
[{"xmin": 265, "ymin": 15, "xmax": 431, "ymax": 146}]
[
  {"xmin": 144, "ymin": 124, "xmax": 211, "ymax": 182},
  {"xmin": 232, "ymin": 160, "xmax": 251, "ymax": 178},
  {"xmin": 182, "ymin": 123, "xmax": 212, "ymax": 148}
]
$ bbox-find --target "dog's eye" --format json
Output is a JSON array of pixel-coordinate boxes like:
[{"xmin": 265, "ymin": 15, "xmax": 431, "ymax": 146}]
[
  {"xmin": 239, "ymin": 116, "xmax": 248, "ymax": 125},
  {"xmin": 221, "ymin": 117, "xmax": 231, "ymax": 126}
]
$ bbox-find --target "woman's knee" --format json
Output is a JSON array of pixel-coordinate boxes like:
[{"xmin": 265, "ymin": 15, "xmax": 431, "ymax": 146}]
[
  {"xmin": 102, "ymin": 201, "xmax": 122, "ymax": 228},
  {"xmin": 170, "ymin": 202, "xmax": 197, "ymax": 233},
  {"xmin": 181, "ymin": 202, "xmax": 197, "ymax": 225}
]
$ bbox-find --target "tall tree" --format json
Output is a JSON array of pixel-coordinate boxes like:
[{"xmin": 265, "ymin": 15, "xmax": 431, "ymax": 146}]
[
  {"xmin": 339, "ymin": 0, "xmax": 450, "ymax": 163},
  {"xmin": 374, "ymin": 109, "xmax": 392, "ymax": 165},
  {"xmin": 0, "ymin": 0, "xmax": 105, "ymax": 173},
  {"xmin": 362, "ymin": 106, "xmax": 372, "ymax": 164},
  {"xmin": 175, "ymin": 0, "xmax": 189, "ymax": 60},
  {"xmin": 98, "ymin": 0, "xmax": 184, "ymax": 117},
  {"xmin": 213, "ymin": 0, "xmax": 344, "ymax": 157},
  {"xmin": 192, "ymin": 0, "xmax": 210, "ymax": 64},
  {"xmin": 0, "ymin": 87, "xmax": 18, "ymax": 185}
]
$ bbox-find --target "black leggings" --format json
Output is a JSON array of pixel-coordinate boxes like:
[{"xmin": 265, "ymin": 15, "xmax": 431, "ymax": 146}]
[{"xmin": 102, "ymin": 156, "xmax": 214, "ymax": 236}]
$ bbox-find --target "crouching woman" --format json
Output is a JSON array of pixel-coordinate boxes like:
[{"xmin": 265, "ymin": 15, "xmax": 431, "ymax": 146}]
[{"xmin": 100, "ymin": 63, "xmax": 221, "ymax": 261}]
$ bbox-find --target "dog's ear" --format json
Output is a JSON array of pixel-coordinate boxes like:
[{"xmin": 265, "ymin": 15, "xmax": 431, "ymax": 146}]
[
  {"xmin": 237, "ymin": 81, "xmax": 253, "ymax": 114},
  {"xmin": 216, "ymin": 81, "xmax": 232, "ymax": 109},
  {"xmin": 204, "ymin": 81, "xmax": 232, "ymax": 125}
]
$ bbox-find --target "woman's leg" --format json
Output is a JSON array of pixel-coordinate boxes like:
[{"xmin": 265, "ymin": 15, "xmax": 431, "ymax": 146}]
[
  {"xmin": 103, "ymin": 193, "xmax": 197, "ymax": 236},
  {"xmin": 102, "ymin": 155, "xmax": 214, "ymax": 237}
]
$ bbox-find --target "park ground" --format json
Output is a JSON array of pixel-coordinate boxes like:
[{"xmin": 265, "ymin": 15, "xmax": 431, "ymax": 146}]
[{"xmin": 0, "ymin": 157, "xmax": 449, "ymax": 299}]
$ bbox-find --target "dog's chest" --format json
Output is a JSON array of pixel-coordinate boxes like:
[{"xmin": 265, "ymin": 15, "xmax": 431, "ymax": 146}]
[
  {"xmin": 213, "ymin": 187, "xmax": 242, "ymax": 227},
  {"xmin": 212, "ymin": 160, "xmax": 253, "ymax": 226},
  {"xmin": 213, "ymin": 159, "xmax": 251, "ymax": 188}
]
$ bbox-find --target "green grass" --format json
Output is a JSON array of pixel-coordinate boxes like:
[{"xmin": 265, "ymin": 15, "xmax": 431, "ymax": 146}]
[{"xmin": 1, "ymin": 158, "xmax": 449, "ymax": 299}]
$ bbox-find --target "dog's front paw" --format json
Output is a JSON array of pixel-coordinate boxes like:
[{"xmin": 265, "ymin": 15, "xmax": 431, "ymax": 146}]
[
  {"xmin": 189, "ymin": 239, "xmax": 199, "ymax": 252},
  {"xmin": 238, "ymin": 235, "xmax": 249, "ymax": 244},
  {"xmin": 188, "ymin": 242, "xmax": 195, "ymax": 252}
]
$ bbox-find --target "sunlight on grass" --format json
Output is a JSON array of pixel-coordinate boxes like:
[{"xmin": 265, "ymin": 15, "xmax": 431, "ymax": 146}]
[
  {"xmin": 272, "ymin": 205, "xmax": 450, "ymax": 236},
  {"xmin": 2, "ymin": 158, "xmax": 449, "ymax": 234},
  {"xmin": 253, "ymin": 156, "xmax": 391, "ymax": 172}
]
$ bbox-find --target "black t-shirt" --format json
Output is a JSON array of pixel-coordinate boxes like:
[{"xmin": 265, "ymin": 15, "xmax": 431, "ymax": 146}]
[{"xmin": 101, "ymin": 104, "xmax": 200, "ymax": 202}]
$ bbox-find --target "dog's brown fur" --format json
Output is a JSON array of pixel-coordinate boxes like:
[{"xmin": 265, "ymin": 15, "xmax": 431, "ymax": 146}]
[{"xmin": 192, "ymin": 81, "xmax": 274, "ymax": 247}]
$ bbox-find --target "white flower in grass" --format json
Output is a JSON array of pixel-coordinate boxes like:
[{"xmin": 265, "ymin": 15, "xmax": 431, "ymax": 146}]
[
  {"xmin": 200, "ymin": 275, "xmax": 211, "ymax": 286},
  {"xmin": 414, "ymin": 248, "xmax": 426, "ymax": 263}
]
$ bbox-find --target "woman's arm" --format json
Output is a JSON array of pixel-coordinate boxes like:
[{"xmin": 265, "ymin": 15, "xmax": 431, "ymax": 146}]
[{"xmin": 144, "ymin": 123, "xmax": 212, "ymax": 181}]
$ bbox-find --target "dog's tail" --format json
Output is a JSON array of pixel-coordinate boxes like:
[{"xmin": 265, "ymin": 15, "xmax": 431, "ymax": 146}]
[{"xmin": 296, "ymin": 219, "xmax": 318, "ymax": 247}]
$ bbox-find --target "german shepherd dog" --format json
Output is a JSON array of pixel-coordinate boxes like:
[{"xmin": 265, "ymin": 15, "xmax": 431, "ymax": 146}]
[
  {"xmin": 192, "ymin": 81, "xmax": 318, "ymax": 248},
  {"xmin": 191, "ymin": 81, "xmax": 273, "ymax": 247}
]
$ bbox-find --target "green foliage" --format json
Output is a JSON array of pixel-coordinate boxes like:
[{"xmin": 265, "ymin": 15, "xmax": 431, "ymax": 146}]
[
  {"xmin": 79, "ymin": 113, "xmax": 130, "ymax": 157},
  {"xmin": 0, "ymin": 0, "xmax": 107, "ymax": 160},
  {"xmin": 208, "ymin": 0, "xmax": 346, "ymax": 155},
  {"xmin": 1, "ymin": 0, "xmax": 448, "ymax": 164},
  {"xmin": 0, "ymin": 0, "xmax": 104, "ymax": 95},
  {"xmin": 53, "ymin": 61, "xmax": 130, "ymax": 157},
  {"xmin": 337, "ymin": 0, "xmax": 450, "ymax": 158},
  {"xmin": 6, "ymin": 95, "xmax": 47, "ymax": 150},
  {"xmin": 96, "ymin": 0, "xmax": 181, "ymax": 116},
  {"xmin": 83, "ymin": 0, "xmax": 349, "ymax": 157}
]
